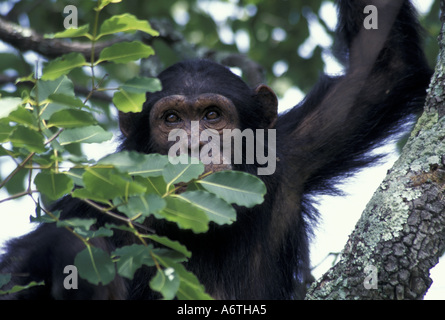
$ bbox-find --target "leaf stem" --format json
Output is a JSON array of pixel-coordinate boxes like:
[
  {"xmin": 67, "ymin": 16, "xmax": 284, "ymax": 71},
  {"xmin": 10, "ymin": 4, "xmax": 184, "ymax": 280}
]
[
  {"xmin": 0, "ymin": 190, "xmax": 39, "ymax": 204},
  {"xmin": 80, "ymin": 198, "xmax": 155, "ymax": 233},
  {"xmin": 0, "ymin": 152, "xmax": 35, "ymax": 189}
]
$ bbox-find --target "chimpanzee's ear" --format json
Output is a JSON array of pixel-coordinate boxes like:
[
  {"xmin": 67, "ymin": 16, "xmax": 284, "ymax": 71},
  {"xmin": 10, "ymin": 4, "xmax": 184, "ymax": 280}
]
[
  {"xmin": 118, "ymin": 111, "xmax": 133, "ymax": 137},
  {"xmin": 254, "ymin": 84, "xmax": 278, "ymax": 129}
]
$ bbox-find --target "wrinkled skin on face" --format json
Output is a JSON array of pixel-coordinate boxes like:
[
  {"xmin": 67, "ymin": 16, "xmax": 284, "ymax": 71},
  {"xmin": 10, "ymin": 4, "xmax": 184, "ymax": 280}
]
[{"xmin": 149, "ymin": 93, "xmax": 240, "ymax": 173}]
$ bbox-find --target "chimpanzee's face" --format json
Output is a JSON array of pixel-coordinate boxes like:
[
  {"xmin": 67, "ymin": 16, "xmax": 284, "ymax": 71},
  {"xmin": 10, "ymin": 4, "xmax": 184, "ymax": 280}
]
[
  {"xmin": 118, "ymin": 60, "xmax": 278, "ymax": 174},
  {"xmin": 148, "ymin": 93, "xmax": 240, "ymax": 173}
]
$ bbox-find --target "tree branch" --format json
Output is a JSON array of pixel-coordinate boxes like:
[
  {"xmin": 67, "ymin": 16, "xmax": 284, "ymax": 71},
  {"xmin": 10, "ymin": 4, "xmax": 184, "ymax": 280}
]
[{"xmin": 0, "ymin": 16, "xmax": 122, "ymax": 61}]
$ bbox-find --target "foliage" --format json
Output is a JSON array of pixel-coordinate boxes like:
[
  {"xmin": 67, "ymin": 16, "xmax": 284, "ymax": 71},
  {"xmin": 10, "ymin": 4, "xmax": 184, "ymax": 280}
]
[
  {"xmin": 0, "ymin": 0, "xmax": 266, "ymax": 299},
  {"xmin": 0, "ymin": 1, "xmax": 439, "ymax": 111}
]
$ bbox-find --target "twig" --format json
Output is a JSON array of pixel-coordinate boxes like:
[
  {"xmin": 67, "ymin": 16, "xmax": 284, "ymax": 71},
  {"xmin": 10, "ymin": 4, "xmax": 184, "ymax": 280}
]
[
  {"xmin": 0, "ymin": 190, "xmax": 39, "ymax": 204},
  {"xmin": 81, "ymin": 198, "xmax": 155, "ymax": 233},
  {"xmin": 0, "ymin": 15, "xmax": 123, "ymax": 61}
]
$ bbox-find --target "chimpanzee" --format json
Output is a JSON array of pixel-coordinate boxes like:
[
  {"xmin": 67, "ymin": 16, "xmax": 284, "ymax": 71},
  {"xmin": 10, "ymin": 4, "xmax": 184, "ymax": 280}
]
[{"xmin": 0, "ymin": 0, "xmax": 433, "ymax": 299}]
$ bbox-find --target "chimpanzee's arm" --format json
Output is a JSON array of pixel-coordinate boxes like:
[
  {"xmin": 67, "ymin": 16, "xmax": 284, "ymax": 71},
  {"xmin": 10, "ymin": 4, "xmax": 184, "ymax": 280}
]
[{"xmin": 276, "ymin": 0, "xmax": 432, "ymax": 191}]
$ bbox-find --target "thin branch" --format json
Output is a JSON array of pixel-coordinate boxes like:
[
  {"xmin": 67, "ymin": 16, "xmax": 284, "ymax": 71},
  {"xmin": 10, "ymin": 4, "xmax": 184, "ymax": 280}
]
[
  {"xmin": 81, "ymin": 199, "xmax": 155, "ymax": 234},
  {"xmin": 0, "ymin": 152, "xmax": 35, "ymax": 189},
  {"xmin": 0, "ymin": 190, "xmax": 39, "ymax": 204},
  {"xmin": 0, "ymin": 16, "xmax": 122, "ymax": 61}
]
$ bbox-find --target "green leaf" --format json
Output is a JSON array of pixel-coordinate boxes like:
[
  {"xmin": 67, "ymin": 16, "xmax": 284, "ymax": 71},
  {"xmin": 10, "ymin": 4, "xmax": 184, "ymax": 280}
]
[
  {"xmin": 42, "ymin": 53, "xmax": 87, "ymax": 81},
  {"xmin": 65, "ymin": 168, "xmax": 86, "ymax": 187},
  {"xmin": 120, "ymin": 77, "xmax": 162, "ymax": 94},
  {"xmin": 0, "ymin": 279, "xmax": 44, "ymax": 295},
  {"xmin": 40, "ymin": 104, "xmax": 69, "ymax": 121},
  {"xmin": 33, "ymin": 76, "xmax": 75, "ymax": 102},
  {"xmin": 105, "ymin": 223, "xmax": 136, "ymax": 234},
  {"xmin": 98, "ymin": 14, "xmax": 159, "ymax": 39},
  {"xmin": 0, "ymin": 120, "xmax": 15, "ymax": 142},
  {"xmin": 186, "ymin": 181, "xmax": 206, "ymax": 192},
  {"xmin": 71, "ymin": 188, "xmax": 111, "ymax": 204},
  {"xmin": 75, "ymin": 226, "xmax": 114, "ymax": 239},
  {"xmin": 97, "ymin": 0, "xmax": 122, "ymax": 11},
  {"xmin": 80, "ymin": 167, "xmax": 146, "ymax": 200},
  {"xmin": 65, "ymin": 152, "xmax": 90, "ymax": 163},
  {"xmin": 159, "ymin": 196, "xmax": 208, "ymax": 233},
  {"xmin": 0, "ymin": 145, "xmax": 8, "ymax": 156},
  {"xmin": 8, "ymin": 106, "xmax": 37, "ymax": 129},
  {"xmin": 97, "ymin": 41, "xmax": 155, "ymax": 64},
  {"xmin": 176, "ymin": 191, "xmax": 237, "ymax": 225},
  {"xmin": 0, "ymin": 97, "xmax": 22, "ymax": 119},
  {"xmin": 3, "ymin": 167, "xmax": 28, "ymax": 195},
  {"xmin": 162, "ymin": 158, "xmax": 205, "ymax": 186},
  {"xmin": 134, "ymin": 176, "xmax": 172, "ymax": 196},
  {"xmin": 58, "ymin": 125, "xmax": 113, "ymax": 145},
  {"xmin": 114, "ymin": 193, "xmax": 165, "ymax": 221},
  {"xmin": 75, "ymin": 247, "xmax": 116, "ymax": 285},
  {"xmin": 34, "ymin": 172, "xmax": 74, "ymax": 200},
  {"xmin": 44, "ymin": 24, "xmax": 91, "ymax": 39},
  {"xmin": 32, "ymin": 153, "xmax": 54, "ymax": 166},
  {"xmin": 112, "ymin": 89, "xmax": 145, "ymax": 113},
  {"xmin": 146, "ymin": 235, "xmax": 191, "ymax": 258},
  {"xmin": 30, "ymin": 208, "xmax": 61, "ymax": 224},
  {"xmin": 48, "ymin": 109, "xmax": 96, "ymax": 128},
  {"xmin": 9, "ymin": 126, "xmax": 46, "ymax": 153},
  {"xmin": 98, "ymin": 151, "xmax": 169, "ymax": 177},
  {"xmin": 77, "ymin": 168, "xmax": 120, "ymax": 198},
  {"xmin": 197, "ymin": 171, "xmax": 266, "ymax": 207},
  {"xmin": 153, "ymin": 256, "xmax": 212, "ymax": 300},
  {"xmin": 56, "ymin": 218, "xmax": 96, "ymax": 230},
  {"xmin": 150, "ymin": 268, "xmax": 180, "ymax": 300},
  {"xmin": 113, "ymin": 244, "xmax": 154, "ymax": 280},
  {"xmin": 16, "ymin": 74, "xmax": 35, "ymax": 85},
  {"xmin": 48, "ymin": 93, "xmax": 86, "ymax": 109}
]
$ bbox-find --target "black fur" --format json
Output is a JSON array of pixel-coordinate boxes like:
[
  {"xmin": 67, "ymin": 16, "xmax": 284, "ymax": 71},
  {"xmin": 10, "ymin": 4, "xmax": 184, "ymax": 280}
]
[{"xmin": 0, "ymin": 0, "xmax": 432, "ymax": 299}]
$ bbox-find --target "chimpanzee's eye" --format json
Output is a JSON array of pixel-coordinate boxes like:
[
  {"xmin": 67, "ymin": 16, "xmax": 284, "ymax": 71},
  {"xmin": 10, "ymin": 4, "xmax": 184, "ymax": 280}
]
[
  {"xmin": 204, "ymin": 110, "xmax": 220, "ymax": 121},
  {"xmin": 165, "ymin": 112, "xmax": 181, "ymax": 123}
]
